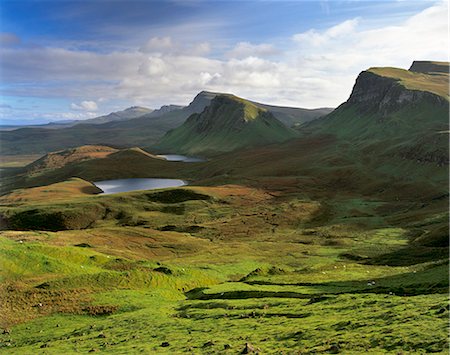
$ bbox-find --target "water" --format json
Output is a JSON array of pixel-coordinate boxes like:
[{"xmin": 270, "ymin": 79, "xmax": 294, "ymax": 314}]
[
  {"xmin": 93, "ymin": 178, "xmax": 186, "ymax": 195},
  {"xmin": 157, "ymin": 154, "xmax": 205, "ymax": 162}
]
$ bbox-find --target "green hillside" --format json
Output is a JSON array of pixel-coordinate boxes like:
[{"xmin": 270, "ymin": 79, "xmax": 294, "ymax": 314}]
[
  {"xmin": 0, "ymin": 92, "xmax": 329, "ymax": 156},
  {"xmin": 302, "ymin": 62, "xmax": 449, "ymax": 169},
  {"xmin": 157, "ymin": 94, "xmax": 297, "ymax": 155},
  {"xmin": 0, "ymin": 61, "xmax": 448, "ymax": 354}
]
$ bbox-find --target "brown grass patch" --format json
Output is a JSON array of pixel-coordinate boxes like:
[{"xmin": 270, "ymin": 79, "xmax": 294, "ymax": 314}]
[{"xmin": 0, "ymin": 282, "xmax": 118, "ymax": 328}]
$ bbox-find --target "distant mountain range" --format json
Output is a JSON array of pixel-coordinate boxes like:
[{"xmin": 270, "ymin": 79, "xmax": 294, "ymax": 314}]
[
  {"xmin": 0, "ymin": 91, "xmax": 332, "ymax": 155},
  {"xmin": 0, "ymin": 106, "xmax": 154, "ymax": 131},
  {"xmin": 2, "ymin": 61, "xmax": 448, "ymax": 202}
]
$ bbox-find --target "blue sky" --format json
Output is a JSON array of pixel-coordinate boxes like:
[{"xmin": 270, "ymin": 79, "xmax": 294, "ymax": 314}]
[{"xmin": 0, "ymin": 0, "xmax": 447, "ymax": 124}]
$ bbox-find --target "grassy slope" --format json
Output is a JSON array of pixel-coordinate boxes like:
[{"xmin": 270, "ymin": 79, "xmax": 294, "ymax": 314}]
[
  {"xmin": 0, "ymin": 94, "xmax": 329, "ymax": 156},
  {"xmin": 0, "ymin": 148, "xmax": 194, "ymax": 194},
  {"xmin": 0, "ymin": 65, "xmax": 448, "ymax": 353},
  {"xmin": 0, "ymin": 109, "xmax": 190, "ymax": 156},
  {"xmin": 157, "ymin": 95, "xmax": 297, "ymax": 155},
  {"xmin": 368, "ymin": 67, "xmax": 449, "ymax": 98},
  {"xmin": 0, "ymin": 184, "xmax": 448, "ymax": 353},
  {"xmin": 0, "ymin": 178, "xmax": 101, "ymax": 205}
]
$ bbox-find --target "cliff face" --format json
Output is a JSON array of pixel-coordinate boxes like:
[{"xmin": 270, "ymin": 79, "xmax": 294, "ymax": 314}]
[
  {"xmin": 303, "ymin": 62, "xmax": 449, "ymax": 167},
  {"xmin": 409, "ymin": 61, "xmax": 449, "ymax": 74},
  {"xmin": 345, "ymin": 70, "xmax": 447, "ymax": 117},
  {"xmin": 186, "ymin": 91, "xmax": 218, "ymax": 114}
]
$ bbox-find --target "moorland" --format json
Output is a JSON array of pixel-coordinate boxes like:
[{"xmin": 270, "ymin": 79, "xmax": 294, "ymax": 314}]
[{"xmin": 0, "ymin": 60, "xmax": 448, "ymax": 354}]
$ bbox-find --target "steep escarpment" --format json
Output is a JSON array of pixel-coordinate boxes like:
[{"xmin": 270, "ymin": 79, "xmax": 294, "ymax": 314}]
[
  {"xmin": 157, "ymin": 94, "xmax": 297, "ymax": 155},
  {"xmin": 409, "ymin": 60, "xmax": 449, "ymax": 74},
  {"xmin": 343, "ymin": 68, "xmax": 448, "ymax": 117},
  {"xmin": 307, "ymin": 62, "xmax": 449, "ymax": 134},
  {"xmin": 302, "ymin": 62, "xmax": 449, "ymax": 173}
]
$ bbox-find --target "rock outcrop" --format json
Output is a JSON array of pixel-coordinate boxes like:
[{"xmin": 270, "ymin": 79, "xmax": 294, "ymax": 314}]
[
  {"xmin": 345, "ymin": 68, "xmax": 448, "ymax": 117},
  {"xmin": 409, "ymin": 60, "xmax": 449, "ymax": 74}
]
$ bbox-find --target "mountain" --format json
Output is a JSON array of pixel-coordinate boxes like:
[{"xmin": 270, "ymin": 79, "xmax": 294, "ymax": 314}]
[
  {"xmin": 303, "ymin": 61, "xmax": 449, "ymax": 168},
  {"xmin": 145, "ymin": 104, "xmax": 185, "ymax": 118},
  {"xmin": 249, "ymin": 102, "xmax": 333, "ymax": 128},
  {"xmin": 157, "ymin": 94, "xmax": 297, "ymax": 155},
  {"xmin": 0, "ymin": 92, "xmax": 328, "ymax": 155},
  {"xmin": 186, "ymin": 91, "xmax": 333, "ymax": 127},
  {"xmin": 72, "ymin": 106, "xmax": 153, "ymax": 126},
  {"xmin": 0, "ymin": 107, "xmax": 153, "ymax": 131},
  {"xmin": 0, "ymin": 101, "xmax": 196, "ymax": 155},
  {"xmin": 409, "ymin": 60, "xmax": 449, "ymax": 74}
]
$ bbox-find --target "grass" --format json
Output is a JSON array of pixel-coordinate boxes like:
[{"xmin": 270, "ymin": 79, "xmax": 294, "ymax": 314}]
[
  {"xmin": 368, "ymin": 67, "xmax": 449, "ymax": 99},
  {"xmin": 157, "ymin": 94, "xmax": 297, "ymax": 155},
  {"xmin": 0, "ymin": 67, "xmax": 448, "ymax": 353},
  {"xmin": 0, "ymin": 179, "xmax": 448, "ymax": 353}
]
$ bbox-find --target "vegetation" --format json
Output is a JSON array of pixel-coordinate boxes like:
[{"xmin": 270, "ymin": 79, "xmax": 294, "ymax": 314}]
[
  {"xmin": 0, "ymin": 182, "xmax": 448, "ymax": 353},
  {"xmin": 157, "ymin": 94, "xmax": 297, "ymax": 155},
  {"xmin": 0, "ymin": 92, "xmax": 328, "ymax": 156},
  {"xmin": 0, "ymin": 62, "xmax": 448, "ymax": 353},
  {"xmin": 368, "ymin": 67, "xmax": 449, "ymax": 98}
]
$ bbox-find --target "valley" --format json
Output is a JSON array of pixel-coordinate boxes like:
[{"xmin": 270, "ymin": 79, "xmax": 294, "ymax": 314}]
[{"xmin": 0, "ymin": 61, "xmax": 448, "ymax": 354}]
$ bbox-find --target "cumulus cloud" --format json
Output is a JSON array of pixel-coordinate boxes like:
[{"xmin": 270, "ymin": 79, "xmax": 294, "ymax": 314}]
[
  {"xmin": 138, "ymin": 56, "xmax": 168, "ymax": 76},
  {"xmin": 0, "ymin": 1, "xmax": 447, "ymax": 112},
  {"xmin": 70, "ymin": 101, "xmax": 98, "ymax": 111},
  {"xmin": 226, "ymin": 42, "xmax": 278, "ymax": 58}
]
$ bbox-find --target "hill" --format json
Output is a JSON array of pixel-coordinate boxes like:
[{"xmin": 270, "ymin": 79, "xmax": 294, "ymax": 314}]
[
  {"xmin": 409, "ymin": 60, "xmax": 449, "ymax": 74},
  {"xmin": 187, "ymin": 91, "xmax": 334, "ymax": 127},
  {"xmin": 0, "ymin": 106, "xmax": 153, "ymax": 131},
  {"xmin": 302, "ymin": 61, "xmax": 449, "ymax": 170},
  {"xmin": 25, "ymin": 145, "xmax": 119, "ymax": 174},
  {"xmin": 0, "ymin": 62, "xmax": 448, "ymax": 354},
  {"xmin": 157, "ymin": 94, "xmax": 297, "ymax": 155},
  {"xmin": 0, "ymin": 146, "xmax": 194, "ymax": 194},
  {"xmin": 72, "ymin": 106, "xmax": 153, "ymax": 126},
  {"xmin": 0, "ymin": 92, "xmax": 330, "ymax": 155}
]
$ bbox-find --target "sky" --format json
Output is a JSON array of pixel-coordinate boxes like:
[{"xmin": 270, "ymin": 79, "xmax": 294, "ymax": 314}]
[{"xmin": 0, "ymin": 0, "xmax": 448, "ymax": 125}]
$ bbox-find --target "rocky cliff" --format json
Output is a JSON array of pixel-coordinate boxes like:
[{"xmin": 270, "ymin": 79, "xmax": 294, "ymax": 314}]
[
  {"xmin": 409, "ymin": 61, "xmax": 449, "ymax": 74},
  {"xmin": 344, "ymin": 66, "xmax": 448, "ymax": 117}
]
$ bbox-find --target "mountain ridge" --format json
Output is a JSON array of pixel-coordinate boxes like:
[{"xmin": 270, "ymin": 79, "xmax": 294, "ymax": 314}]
[
  {"xmin": 157, "ymin": 94, "xmax": 297, "ymax": 155},
  {"xmin": 0, "ymin": 91, "xmax": 329, "ymax": 155}
]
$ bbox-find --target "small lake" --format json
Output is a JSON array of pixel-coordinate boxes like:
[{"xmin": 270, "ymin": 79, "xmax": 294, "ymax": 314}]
[
  {"xmin": 157, "ymin": 154, "xmax": 205, "ymax": 162},
  {"xmin": 94, "ymin": 178, "xmax": 186, "ymax": 195}
]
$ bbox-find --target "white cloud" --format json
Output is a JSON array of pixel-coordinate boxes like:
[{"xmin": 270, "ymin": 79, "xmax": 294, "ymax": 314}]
[
  {"xmin": 138, "ymin": 56, "xmax": 168, "ymax": 76},
  {"xmin": 293, "ymin": 19, "xmax": 360, "ymax": 47},
  {"xmin": 71, "ymin": 100, "xmax": 98, "ymax": 111},
  {"xmin": 227, "ymin": 42, "xmax": 278, "ymax": 58},
  {"xmin": 190, "ymin": 42, "xmax": 211, "ymax": 56},
  {"xmin": 140, "ymin": 36, "xmax": 173, "ymax": 53},
  {"xmin": 0, "ymin": 1, "xmax": 447, "ymax": 112}
]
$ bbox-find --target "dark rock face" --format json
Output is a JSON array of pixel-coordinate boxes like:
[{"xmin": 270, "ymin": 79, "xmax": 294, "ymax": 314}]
[
  {"xmin": 346, "ymin": 71, "xmax": 446, "ymax": 116},
  {"xmin": 409, "ymin": 61, "xmax": 449, "ymax": 74},
  {"xmin": 187, "ymin": 91, "xmax": 218, "ymax": 113}
]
